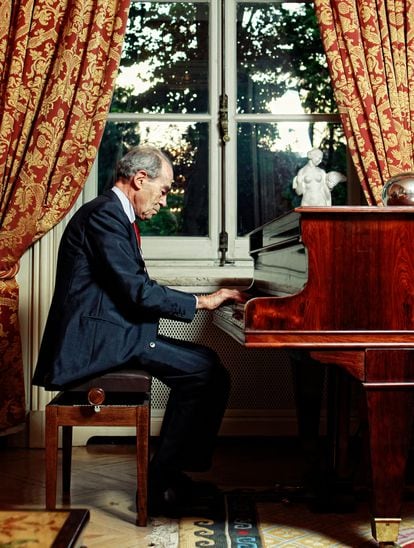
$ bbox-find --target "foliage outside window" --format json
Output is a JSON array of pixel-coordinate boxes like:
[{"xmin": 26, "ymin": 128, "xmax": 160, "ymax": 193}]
[
  {"xmin": 97, "ymin": 1, "xmax": 346, "ymax": 246},
  {"xmin": 236, "ymin": 2, "xmax": 345, "ymax": 235}
]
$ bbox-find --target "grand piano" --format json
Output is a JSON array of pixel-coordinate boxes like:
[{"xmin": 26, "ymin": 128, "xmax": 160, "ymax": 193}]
[{"xmin": 213, "ymin": 206, "xmax": 414, "ymax": 547}]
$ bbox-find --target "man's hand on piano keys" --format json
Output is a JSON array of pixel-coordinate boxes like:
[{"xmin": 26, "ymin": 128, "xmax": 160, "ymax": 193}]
[{"xmin": 196, "ymin": 288, "xmax": 247, "ymax": 311}]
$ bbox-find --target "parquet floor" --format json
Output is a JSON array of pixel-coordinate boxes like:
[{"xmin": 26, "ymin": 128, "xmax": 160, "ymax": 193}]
[
  {"xmin": 0, "ymin": 437, "xmax": 304, "ymax": 547},
  {"xmin": 2, "ymin": 437, "xmax": 414, "ymax": 547}
]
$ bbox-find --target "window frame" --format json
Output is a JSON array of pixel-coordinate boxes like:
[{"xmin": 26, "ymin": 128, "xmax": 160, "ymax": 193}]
[{"xmin": 91, "ymin": 0, "xmax": 350, "ymax": 271}]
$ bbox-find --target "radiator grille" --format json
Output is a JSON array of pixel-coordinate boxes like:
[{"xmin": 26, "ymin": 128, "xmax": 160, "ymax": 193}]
[{"xmin": 154, "ymin": 310, "xmax": 294, "ymax": 411}]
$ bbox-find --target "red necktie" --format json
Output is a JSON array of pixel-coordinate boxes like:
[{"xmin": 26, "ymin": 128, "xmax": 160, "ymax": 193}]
[{"xmin": 133, "ymin": 222, "xmax": 141, "ymax": 247}]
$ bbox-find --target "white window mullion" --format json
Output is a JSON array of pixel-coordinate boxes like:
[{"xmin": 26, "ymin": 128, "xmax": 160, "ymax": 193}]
[
  {"xmin": 226, "ymin": 0, "xmax": 249, "ymax": 263},
  {"xmin": 209, "ymin": 0, "xmax": 221, "ymax": 264}
]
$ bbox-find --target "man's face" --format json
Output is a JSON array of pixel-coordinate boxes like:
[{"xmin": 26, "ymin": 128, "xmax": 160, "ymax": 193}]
[{"xmin": 133, "ymin": 161, "xmax": 174, "ymax": 221}]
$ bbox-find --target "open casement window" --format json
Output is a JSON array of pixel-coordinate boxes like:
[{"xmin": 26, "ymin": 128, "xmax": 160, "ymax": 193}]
[{"xmin": 95, "ymin": 0, "xmax": 351, "ymax": 265}]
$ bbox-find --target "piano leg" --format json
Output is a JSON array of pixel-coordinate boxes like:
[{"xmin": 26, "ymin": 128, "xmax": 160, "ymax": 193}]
[
  {"xmin": 325, "ymin": 367, "xmax": 356, "ymax": 493},
  {"xmin": 291, "ymin": 352, "xmax": 326, "ymax": 493},
  {"xmin": 292, "ymin": 351, "xmax": 356, "ymax": 511},
  {"xmin": 364, "ymin": 349, "xmax": 414, "ymax": 546}
]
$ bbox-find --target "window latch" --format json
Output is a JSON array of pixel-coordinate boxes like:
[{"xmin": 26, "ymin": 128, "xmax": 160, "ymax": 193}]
[{"xmin": 219, "ymin": 94, "xmax": 230, "ymax": 144}]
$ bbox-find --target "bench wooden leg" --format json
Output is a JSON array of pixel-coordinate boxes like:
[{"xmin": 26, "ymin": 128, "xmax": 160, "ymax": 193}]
[
  {"xmin": 45, "ymin": 405, "xmax": 58, "ymax": 509},
  {"xmin": 136, "ymin": 403, "xmax": 150, "ymax": 526},
  {"xmin": 62, "ymin": 425, "xmax": 73, "ymax": 495}
]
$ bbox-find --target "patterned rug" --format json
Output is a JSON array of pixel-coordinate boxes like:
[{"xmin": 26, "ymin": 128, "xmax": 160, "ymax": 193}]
[{"xmin": 173, "ymin": 490, "xmax": 414, "ymax": 547}]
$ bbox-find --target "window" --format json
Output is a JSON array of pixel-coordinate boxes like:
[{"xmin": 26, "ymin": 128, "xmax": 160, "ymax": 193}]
[
  {"xmin": 96, "ymin": 0, "xmax": 346, "ymax": 265},
  {"xmin": 234, "ymin": 2, "xmax": 346, "ymax": 238}
]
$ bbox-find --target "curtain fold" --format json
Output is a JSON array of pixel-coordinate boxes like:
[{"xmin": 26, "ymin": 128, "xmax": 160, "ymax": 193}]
[
  {"xmin": 0, "ymin": 0, "xmax": 130, "ymax": 432},
  {"xmin": 314, "ymin": 0, "xmax": 414, "ymax": 204}
]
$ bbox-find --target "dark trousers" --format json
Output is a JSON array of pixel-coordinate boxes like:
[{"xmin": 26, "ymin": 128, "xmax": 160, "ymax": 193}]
[{"xmin": 139, "ymin": 335, "xmax": 230, "ymax": 482}]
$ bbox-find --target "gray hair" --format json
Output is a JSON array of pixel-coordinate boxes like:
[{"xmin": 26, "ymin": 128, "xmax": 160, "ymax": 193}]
[{"xmin": 116, "ymin": 145, "xmax": 172, "ymax": 180}]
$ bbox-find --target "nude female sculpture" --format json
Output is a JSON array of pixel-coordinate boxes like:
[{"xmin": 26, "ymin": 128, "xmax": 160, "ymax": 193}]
[{"xmin": 293, "ymin": 148, "xmax": 345, "ymax": 206}]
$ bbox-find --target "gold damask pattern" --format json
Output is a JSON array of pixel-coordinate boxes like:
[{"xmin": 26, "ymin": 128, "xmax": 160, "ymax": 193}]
[
  {"xmin": 0, "ymin": 0, "xmax": 131, "ymax": 431},
  {"xmin": 315, "ymin": 0, "xmax": 414, "ymax": 205}
]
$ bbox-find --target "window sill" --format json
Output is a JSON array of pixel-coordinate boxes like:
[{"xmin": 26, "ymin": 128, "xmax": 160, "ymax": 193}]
[{"xmin": 147, "ymin": 261, "xmax": 253, "ymax": 290}]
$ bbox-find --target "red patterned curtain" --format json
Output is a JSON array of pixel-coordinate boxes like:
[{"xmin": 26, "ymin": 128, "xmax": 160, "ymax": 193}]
[
  {"xmin": 315, "ymin": 0, "xmax": 414, "ymax": 205},
  {"xmin": 0, "ymin": 0, "xmax": 130, "ymax": 432}
]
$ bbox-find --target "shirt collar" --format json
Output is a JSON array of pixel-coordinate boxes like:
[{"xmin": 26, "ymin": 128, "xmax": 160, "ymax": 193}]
[{"xmin": 111, "ymin": 186, "xmax": 136, "ymax": 223}]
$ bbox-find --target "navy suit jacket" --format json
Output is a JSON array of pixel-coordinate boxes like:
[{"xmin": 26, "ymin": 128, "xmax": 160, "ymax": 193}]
[{"xmin": 32, "ymin": 190, "xmax": 197, "ymax": 389}]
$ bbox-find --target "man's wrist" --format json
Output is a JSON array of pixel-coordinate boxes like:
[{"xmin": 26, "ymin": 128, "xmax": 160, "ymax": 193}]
[{"xmin": 195, "ymin": 294, "xmax": 208, "ymax": 310}]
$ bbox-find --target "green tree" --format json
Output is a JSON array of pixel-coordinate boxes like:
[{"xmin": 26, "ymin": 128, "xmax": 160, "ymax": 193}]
[{"xmin": 100, "ymin": 2, "xmax": 346, "ymax": 236}]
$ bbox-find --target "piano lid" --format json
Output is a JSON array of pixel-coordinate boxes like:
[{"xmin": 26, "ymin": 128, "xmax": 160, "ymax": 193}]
[
  {"xmin": 248, "ymin": 210, "xmax": 308, "ymax": 297},
  {"xmin": 249, "ymin": 210, "xmax": 301, "ymax": 254}
]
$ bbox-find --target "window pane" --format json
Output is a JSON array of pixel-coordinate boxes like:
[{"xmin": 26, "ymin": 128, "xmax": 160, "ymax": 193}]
[
  {"xmin": 98, "ymin": 121, "xmax": 209, "ymax": 236},
  {"xmin": 237, "ymin": 2, "xmax": 336, "ymax": 114},
  {"xmin": 111, "ymin": 2, "xmax": 209, "ymax": 114},
  {"xmin": 237, "ymin": 122, "xmax": 347, "ymax": 235}
]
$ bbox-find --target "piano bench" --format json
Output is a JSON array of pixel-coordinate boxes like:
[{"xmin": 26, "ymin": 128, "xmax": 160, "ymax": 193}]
[{"xmin": 44, "ymin": 369, "xmax": 152, "ymax": 526}]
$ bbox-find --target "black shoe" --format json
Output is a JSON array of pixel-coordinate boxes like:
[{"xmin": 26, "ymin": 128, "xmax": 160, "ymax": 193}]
[
  {"xmin": 148, "ymin": 486, "xmax": 187, "ymax": 518},
  {"xmin": 147, "ymin": 472, "xmax": 220, "ymax": 518},
  {"xmin": 170, "ymin": 471, "xmax": 219, "ymax": 499}
]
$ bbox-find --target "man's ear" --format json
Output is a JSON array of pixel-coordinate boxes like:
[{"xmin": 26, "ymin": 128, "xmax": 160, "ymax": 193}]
[{"xmin": 131, "ymin": 170, "xmax": 147, "ymax": 190}]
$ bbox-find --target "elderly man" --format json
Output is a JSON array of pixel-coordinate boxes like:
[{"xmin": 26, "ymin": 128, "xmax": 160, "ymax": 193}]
[{"xmin": 33, "ymin": 145, "xmax": 245, "ymax": 516}]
